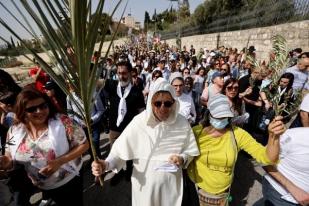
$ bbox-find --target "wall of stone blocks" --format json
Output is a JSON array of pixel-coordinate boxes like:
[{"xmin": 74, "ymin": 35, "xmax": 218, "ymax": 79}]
[{"xmin": 165, "ymin": 20, "xmax": 309, "ymax": 61}]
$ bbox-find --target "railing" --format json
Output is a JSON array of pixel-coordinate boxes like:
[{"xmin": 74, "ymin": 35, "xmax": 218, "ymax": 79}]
[{"xmin": 160, "ymin": 0, "xmax": 309, "ymax": 40}]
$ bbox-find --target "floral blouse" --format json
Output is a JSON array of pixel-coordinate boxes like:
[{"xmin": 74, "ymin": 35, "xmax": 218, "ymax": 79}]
[{"xmin": 8, "ymin": 115, "xmax": 86, "ymax": 190}]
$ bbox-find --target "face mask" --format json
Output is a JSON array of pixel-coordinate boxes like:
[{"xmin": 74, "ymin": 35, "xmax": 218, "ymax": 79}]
[{"xmin": 210, "ymin": 116, "xmax": 229, "ymax": 129}]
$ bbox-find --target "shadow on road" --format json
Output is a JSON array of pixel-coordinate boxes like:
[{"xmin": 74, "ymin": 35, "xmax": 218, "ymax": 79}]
[{"xmin": 230, "ymin": 152, "xmax": 263, "ymax": 206}]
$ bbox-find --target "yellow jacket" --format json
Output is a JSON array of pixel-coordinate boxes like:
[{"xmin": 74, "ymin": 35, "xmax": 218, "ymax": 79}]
[{"xmin": 188, "ymin": 125, "xmax": 272, "ymax": 194}]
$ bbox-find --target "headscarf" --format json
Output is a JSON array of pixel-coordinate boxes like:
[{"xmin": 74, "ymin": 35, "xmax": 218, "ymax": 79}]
[{"xmin": 146, "ymin": 77, "xmax": 179, "ymax": 127}]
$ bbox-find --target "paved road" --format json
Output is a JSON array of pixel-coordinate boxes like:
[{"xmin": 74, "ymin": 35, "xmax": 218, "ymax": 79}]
[{"xmin": 82, "ymin": 134, "xmax": 265, "ymax": 206}]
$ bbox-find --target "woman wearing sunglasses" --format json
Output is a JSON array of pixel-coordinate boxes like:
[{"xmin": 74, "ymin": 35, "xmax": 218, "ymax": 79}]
[
  {"xmin": 187, "ymin": 94, "xmax": 285, "ymax": 206},
  {"xmin": 222, "ymin": 78, "xmax": 249, "ymax": 126},
  {"xmin": 0, "ymin": 88, "xmax": 89, "ymax": 206},
  {"xmin": 92, "ymin": 78, "xmax": 199, "ymax": 206}
]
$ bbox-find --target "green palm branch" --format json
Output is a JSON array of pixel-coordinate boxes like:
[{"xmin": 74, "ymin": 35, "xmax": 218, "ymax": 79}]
[
  {"xmin": 0, "ymin": 0, "xmax": 126, "ymax": 186},
  {"xmin": 248, "ymin": 35, "xmax": 302, "ymax": 117}
]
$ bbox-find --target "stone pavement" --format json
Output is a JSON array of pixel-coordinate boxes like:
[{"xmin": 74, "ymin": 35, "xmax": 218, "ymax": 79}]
[{"xmin": 82, "ymin": 133, "xmax": 265, "ymax": 206}]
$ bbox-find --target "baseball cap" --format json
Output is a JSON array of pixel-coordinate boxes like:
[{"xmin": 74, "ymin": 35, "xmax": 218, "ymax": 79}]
[
  {"xmin": 211, "ymin": 71, "xmax": 223, "ymax": 82},
  {"xmin": 207, "ymin": 94, "xmax": 234, "ymax": 118}
]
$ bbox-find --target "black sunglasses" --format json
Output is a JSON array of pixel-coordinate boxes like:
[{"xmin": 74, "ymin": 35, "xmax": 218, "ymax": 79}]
[
  {"xmin": 25, "ymin": 102, "xmax": 49, "ymax": 113},
  {"xmin": 153, "ymin": 100, "xmax": 174, "ymax": 108},
  {"xmin": 226, "ymin": 86, "xmax": 239, "ymax": 91},
  {"xmin": 0, "ymin": 95, "xmax": 15, "ymax": 105}
]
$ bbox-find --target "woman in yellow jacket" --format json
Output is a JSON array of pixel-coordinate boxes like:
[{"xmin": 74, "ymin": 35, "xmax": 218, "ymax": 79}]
[{"xmin": 188, "ymin": 94, "xmax": 285, "ymax": 206}]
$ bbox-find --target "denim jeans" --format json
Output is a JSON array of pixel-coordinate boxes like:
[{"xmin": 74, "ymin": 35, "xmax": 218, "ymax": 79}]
[{"xmin": 255, "ymin": 177, "xmax": 301, "ymax": 206}]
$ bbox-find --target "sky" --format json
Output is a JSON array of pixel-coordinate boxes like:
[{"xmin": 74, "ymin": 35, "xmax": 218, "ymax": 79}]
[{"xmin": 0, "ymin": 0, "xmax": 204, "ymax": 45}]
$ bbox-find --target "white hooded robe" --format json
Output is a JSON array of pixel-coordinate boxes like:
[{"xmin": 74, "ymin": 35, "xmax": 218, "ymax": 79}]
[{"xmin": 107, "ymin": 78, "xmax": 199, "ymax": 206}]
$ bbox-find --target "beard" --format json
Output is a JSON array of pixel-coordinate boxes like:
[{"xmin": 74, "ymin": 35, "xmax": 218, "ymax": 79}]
[{"xmin": 119, "ymin": 79, "xmax": 130, "ymax": 87}]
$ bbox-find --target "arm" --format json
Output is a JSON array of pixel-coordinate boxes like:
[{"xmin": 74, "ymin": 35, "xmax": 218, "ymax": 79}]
[
  {"xmin": 243, "ymin": 96, "xmax": 263, "ymax": 107},
  {"xmin": 260, "ymin": 91, "xmax": 271, "ymax": 110},
  {"xmin": 0, "ymin": 112, "xmax": 5, "ymax": 126},
  {"xmin": 91, "ymin": 95, "xmax": 105, "ymax": 124},
  {"xmin": 92, "ymin": 154, "xmax": 126, "ymax": 176},
  {"xmin": 239, "ymin": 86, "xmax": 252, "ymax": 99},
  {"xmin": 29, "ymin": 67, "xmax": 42, "ymax": 82},
  {"xmin": 39, "ymin": 140, "xmax": 89, "ymax": 177},
  {"xmin": 265, "ymin": 116, "xmax": 285, "ymax": 163},
  {"xmin": 264, "ymin": 165, "xmax": 309, "ymax": 205},
  {"xmin": 300, "ymin": 111, "xmax": 309, "ymax": 127},
  {"xmin": 200, "ymin": 87, "xmax": 209, "ymax": 107},
  {"xmin": 0, "ymin": 153, "xmax": 13, "ymax": 171},
  {"xmin": 238, "ymin": 117, "xmax": 285, "ymax": 164}
]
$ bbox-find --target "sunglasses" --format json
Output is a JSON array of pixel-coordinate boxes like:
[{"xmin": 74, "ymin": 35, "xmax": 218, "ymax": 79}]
[
  {"xmin": 0, "ymin": 95, "xmax": 15, "ymax": 105},
  {"xmin": 25, "ymin": 102, "xmax": 49, "ymax": 113},
  {"xmin": 153, "ymin": 100, "xmax": 174, "ymax": 108},
  {"xmin": 226, "ymin": 86, "xmax": 239, "ymax": 91}
]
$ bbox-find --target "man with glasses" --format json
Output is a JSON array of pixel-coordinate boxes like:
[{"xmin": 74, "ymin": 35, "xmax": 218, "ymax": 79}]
[
  {"xmin": 103, "ymin": 61, "xmax": 145, "ymax": 147},
  {"xmin": 171, "ymin": 76, "xmax": 196, "ymax": 125}
]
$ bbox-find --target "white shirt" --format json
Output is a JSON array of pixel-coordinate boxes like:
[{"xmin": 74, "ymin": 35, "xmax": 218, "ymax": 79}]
[
  {"xmin": 177, "ymin": 93, "xmax": 196, "ymax": 123},
  {"xmin": 285, "ymin": 65, "xmax": 309, "ymax": 90},
  {"xmin": 300, "ymin": 94, "xmax": 309, "ymax": 112},
  {"xmin": 265, "ymin": 128, "xmax": 309, "ymax": 204}
]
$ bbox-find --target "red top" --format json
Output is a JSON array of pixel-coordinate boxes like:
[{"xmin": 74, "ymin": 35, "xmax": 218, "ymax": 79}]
[{"xmin": 29, "ymin": 66, "xmax": 49, "ymax": 92}]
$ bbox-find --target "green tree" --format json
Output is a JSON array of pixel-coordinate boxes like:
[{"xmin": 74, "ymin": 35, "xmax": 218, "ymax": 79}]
[
  {"xmin": 192, "ymin": 4, "xmax": 207, "ymax": 25},
  {"xmin": 144, "ymin": 11, "xmax": 151, "ymax": 28},
  {"xmin": 179, "ymin": 5, "xmax": 190, "ymax": 21}
]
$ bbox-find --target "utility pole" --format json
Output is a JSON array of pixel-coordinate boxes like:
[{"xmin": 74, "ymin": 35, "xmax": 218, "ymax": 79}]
[
  {"xmin": 178, "ymin": 0, "xmax": 181, "ymax": 50},
  {"xmin": 168, "ymin": 0, "xmax": 181, "ymax": 49}
]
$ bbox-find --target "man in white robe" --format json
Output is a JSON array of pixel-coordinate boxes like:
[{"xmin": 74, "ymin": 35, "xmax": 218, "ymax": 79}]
[{"xmin": 92, "ymin": 78, "xmax": 199, "ymax": 206}]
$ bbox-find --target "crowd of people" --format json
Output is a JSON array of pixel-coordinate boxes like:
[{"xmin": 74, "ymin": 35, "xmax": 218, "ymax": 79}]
[{"xmin": 0, "ymin": 35, "xmax": 309, "ymax": 206}]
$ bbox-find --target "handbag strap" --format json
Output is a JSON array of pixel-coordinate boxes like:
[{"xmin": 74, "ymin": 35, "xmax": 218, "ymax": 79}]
[{"xmin": 225, "ymin": 128, "xmax": 238, "ymax": 205}]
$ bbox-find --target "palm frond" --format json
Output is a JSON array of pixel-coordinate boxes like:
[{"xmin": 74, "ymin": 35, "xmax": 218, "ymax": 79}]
[{"xmin": 0, "ymin": 0, "xmax": 125, "ymax": 186}]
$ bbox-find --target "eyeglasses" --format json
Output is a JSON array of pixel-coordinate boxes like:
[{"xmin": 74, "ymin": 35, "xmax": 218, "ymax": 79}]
[
  {"xmin": 153, "ymin": 100, "xmax": 174, "ymax": 108},
  {"xmin": 226, "ymin": 86, "xmax": 239, "ymax": 91},
  {"xmin": 25, "ymin": 102, "xmax": 48, "ymax": 113},
  {"xmin": 220, "ymin": 69, "xmax": 227, "ymax": 71}
]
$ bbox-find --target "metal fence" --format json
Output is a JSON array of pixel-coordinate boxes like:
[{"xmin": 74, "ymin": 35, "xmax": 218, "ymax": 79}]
[{"xmin": 160, "ymin": 0, "xmax": 309, "ymax": 40}]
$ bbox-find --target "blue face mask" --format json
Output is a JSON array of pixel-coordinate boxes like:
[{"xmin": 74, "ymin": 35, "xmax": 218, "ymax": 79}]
[{"xmin": 210, "ymin": 117, "xmax": 229, "ymax": 129}]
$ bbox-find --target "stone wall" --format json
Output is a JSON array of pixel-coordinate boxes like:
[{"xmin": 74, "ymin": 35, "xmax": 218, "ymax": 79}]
[{"xmin": 166, "ymin": 20, "xmax": 309, "ymax": 61}]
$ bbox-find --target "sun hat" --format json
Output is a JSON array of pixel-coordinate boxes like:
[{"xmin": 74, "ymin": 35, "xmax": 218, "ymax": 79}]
[{"xmin": 207, "ymin": 94, "xmax": 234, "ymax": 118}]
